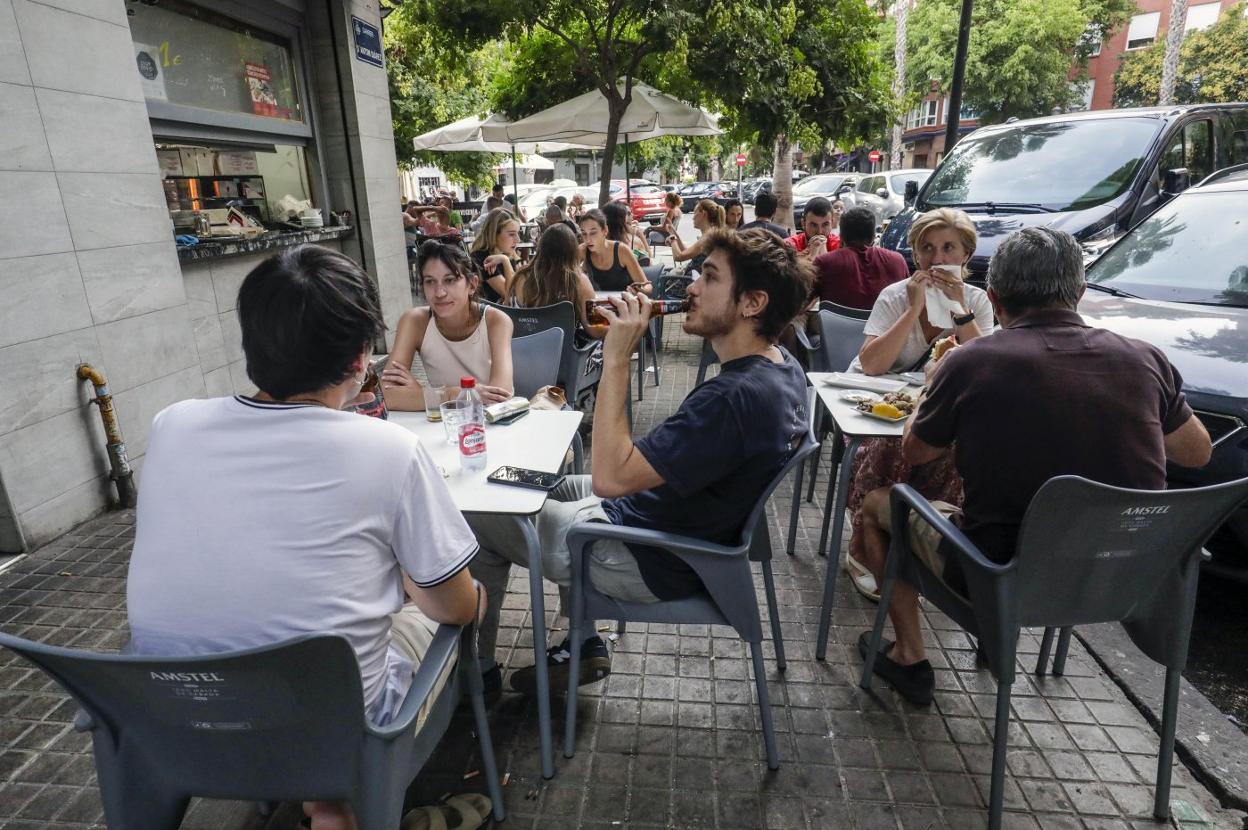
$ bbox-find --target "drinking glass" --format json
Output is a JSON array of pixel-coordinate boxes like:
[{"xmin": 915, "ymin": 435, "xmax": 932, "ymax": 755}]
[
  {"xmin": 440, "ymin": 399, "xmax": 469, "ymax": 445},
  {"xmin": 423, "ymin": 385, "xmax": 447, "ymax": 422}
]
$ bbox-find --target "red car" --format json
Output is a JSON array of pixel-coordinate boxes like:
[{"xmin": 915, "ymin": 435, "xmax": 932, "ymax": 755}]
[{"xmin": 608, "ymin": 181, "xmax": 669, "ymax": 223}]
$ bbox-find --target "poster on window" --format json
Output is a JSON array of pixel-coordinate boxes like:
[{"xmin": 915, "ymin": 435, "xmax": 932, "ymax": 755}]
[
  {"xmin": 244, "ymin": 62, "xmax": 279, "ymax": 117},
  {"xmin": 134, "ymin": 43, "xmax": 168, "ymax": 101}
]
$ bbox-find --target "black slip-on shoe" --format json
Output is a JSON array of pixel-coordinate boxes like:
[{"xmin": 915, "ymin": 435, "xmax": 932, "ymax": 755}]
[
  {"xmin": 857, "ymin": 631, "xmax": 935, "ymax": 707},
  {"xmin": 510, "ymin": 636, "xmax": 611, "ymax": 696}
]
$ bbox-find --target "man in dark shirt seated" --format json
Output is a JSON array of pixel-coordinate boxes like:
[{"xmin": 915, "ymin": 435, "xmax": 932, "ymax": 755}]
[
  {"xmin": 740, "ymin": 192, "xmax": 789, "ymax": 239},
  {"xmin": 812, "ymin": 206, "xmax": 908, "ymax": 309},
  {"xmin": 468, "ymin": 228, "xmax": 811, "ymax": 695},
  {"xmin": 855, "ymin": 227, "xmax": 1212, "ymax": 706}
]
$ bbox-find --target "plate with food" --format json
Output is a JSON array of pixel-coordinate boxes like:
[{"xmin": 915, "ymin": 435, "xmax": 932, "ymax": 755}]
[
  {"xmin": 840, "ymin": 390, "xmax": 878, "ymax": 404},
  {"xmin": 855, "ymin": 390, "xmax": 917, "ymax": 422}
]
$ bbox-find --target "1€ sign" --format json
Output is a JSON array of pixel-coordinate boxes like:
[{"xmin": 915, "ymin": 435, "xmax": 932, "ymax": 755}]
[{"xmin": 352, "ymin": 16, "xmax": 383, "ymax": 68}]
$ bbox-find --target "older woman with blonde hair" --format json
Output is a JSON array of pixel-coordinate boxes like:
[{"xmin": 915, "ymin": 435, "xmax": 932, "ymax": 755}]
[
  {"xmin": 841, "ymin": 207, "xmax": 994, "ymax": 600},
  {"xmin": 668, "ymin": 198, "xmax": 726, "ymax": 273}
]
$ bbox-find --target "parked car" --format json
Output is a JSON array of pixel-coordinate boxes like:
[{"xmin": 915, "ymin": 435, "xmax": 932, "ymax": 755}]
[
  {"xmin": 742, "ymin": 177, "xmax": 771, "ymax": 204},
  {"xmin": 704, "ymin": 181, "xmax": 744, "ymax": 206},
  {"xmin": 611, "ymin": 182, "xmax": 669, "ymax": 222},
  {"xmin": 678, "ymin": 181, "xmax": 717, "ymax": 212},
  {"xmin": 790, "ymin": 173, "xmax": 859, "ymax": 226},
  {"xmin": 517, "ymin": 185, "xmax": 556, "ymax": 219},
  {"xmin": 882, "ymin": 104, "xmax": 1248, "ymax": 282},
  {"xmin": 1078, "ymin": 164, "xmax": 1248, "ymax": 566},
  {"xmin": 842, "ymin": 169, "xmax": 934, "ymax": 226}
]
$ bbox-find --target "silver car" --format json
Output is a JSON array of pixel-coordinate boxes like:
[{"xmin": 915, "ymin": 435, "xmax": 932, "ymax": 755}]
[{"xmin": 843, "ymin": 169, "xmax": 934, "ymax": 225}]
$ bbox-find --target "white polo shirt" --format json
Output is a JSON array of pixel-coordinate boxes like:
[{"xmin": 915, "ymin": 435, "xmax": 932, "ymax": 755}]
[{"xmin": 126, "ymin": 396, "xmax": 477, "ymax": 723}]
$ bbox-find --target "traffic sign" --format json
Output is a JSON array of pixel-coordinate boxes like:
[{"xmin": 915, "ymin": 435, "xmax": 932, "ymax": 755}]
[
  {"xmin": 735, "ymin": 153, "xmax": 747, "ymax": 166},
  {"xmin": 868, "ymin": 150, "xmax": 882, "ymax": 163}
]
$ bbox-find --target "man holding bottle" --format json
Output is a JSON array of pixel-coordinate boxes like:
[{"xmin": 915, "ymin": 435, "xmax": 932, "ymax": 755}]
[{"xmin": 467, "ymin": 228, "xmax": 812, "ymax": 698}]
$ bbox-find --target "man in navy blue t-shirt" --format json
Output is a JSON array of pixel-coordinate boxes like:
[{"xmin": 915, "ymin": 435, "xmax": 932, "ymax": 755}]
[{"xmin": 469, "ymin": 228, "xmax": 812, "ymax": 696}]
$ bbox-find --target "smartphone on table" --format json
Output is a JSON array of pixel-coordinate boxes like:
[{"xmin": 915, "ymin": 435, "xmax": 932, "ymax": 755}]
[{"xmin": 487, "ymin": 466, "xmax": 565, "ymax": 492}]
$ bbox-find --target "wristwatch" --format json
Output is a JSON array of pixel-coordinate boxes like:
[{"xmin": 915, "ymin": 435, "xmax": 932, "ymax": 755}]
[{"xmin": 952, "ymin": 310, "xmax": 976, "ymax": 326}]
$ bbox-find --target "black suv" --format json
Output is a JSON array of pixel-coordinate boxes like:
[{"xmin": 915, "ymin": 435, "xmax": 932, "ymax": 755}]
[{"xmin": 882, "ymin": 104, "xmax": 1248, "ymax": 281}]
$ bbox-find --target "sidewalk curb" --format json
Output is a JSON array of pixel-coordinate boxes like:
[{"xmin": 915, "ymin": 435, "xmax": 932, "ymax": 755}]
[{"xmin": 1078, "ymin": 623, "xmax": 1248, "ymax": 818}]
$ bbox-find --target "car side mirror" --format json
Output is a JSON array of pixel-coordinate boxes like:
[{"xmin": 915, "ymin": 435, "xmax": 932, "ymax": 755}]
[
  {"xmin": 1162, "ymin": 168, "xmax": 1191, "ymax": 197},
  {"xmin": 904, "ymin": 180, "xmax": 919, "ymax": 206},
  {"xmin": 875, "ymin": 188, "xmax": 888, "ymax": 199},
  {"xmin": 838, "ymin": 184, "xmax": 853, "ymax": 194}
]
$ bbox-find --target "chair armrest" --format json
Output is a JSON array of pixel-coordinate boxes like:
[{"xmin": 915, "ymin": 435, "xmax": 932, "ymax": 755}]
[
  {"xmin": 365, "ymin": 621, "xmax": 461, "ymax": 739},
  {"xmin": 565, "ymin": 521, "xmax": 742, "ymax": 562},
  {"xmin": 889, "ymin": 485, "xmax": 1013, "ymax": 577}
]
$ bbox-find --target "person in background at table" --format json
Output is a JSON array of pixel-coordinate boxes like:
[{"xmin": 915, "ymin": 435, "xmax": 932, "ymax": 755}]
[
  {"xmin": 579, "ymin": 207, "xmax": 651, "ymax": 294},
  {"xmin": 839, "ymin": 208, "xmax": 993, "ymax": 602},
  {"xmin": 437, "ymin": 194, "xmax": 463, "ymax": 230},
  {"xmin": 567, "ymin": 192, "xmax": 586, "ymax": 221},
  {"xmin": 724, "ymin": 198, "xmax": 745, "ymax": 231},
  {"xmin": 491, "ymin": 182, "xmax": 504, "ymax": 202},
  {"xmin": 647, "ymin": 191, "xmax": 683, "ymax": 248},
  {"xmin": 553, "ymin": 194, "xmax": 569, "ymax": 216},
  {"xmin": 469, "ymin": 208, "xmax": 522, "ymax": 303},
  {"xmin": 508, "ymin": 223, "xmax": 599, "ymax": 336},
  {"xmin": 856, "ymin": 227, "xmax": 1212, "ymax": 706},
  {"xmin": 467, "ymin": 228, "xmax": 812, "ymax": 697},
  {"xmin": 668, "ymin": 198, "xmax": 726, "ymax": 273},
  {"xmin": 828, "ymin": 197, "xmax": 845, "ymax": 241},
  {"xmin": 126, "ymin": 244, "xmax": 483, "ymax": 830},
  {"xmin": 813, "ymin": 206, "xmax": 908, "ymax": 310},
  {"xmin": 502, "ymin": 192, "xmax": 528, "ymax": 223},
  {"xmin": 740, "ymin": 191, "xmax": 788, "ymax": 239},
  {"xmin": 469, "ymin": 196, "xmax": 505, "ymax": 233},
  {"xmin": 602, "ymin": 201, "xmax": 651, "ymax": 265},
  {"xmin": 383, "ymin": 240, "xmax": 514, "ymax": 409},
  {"xmin": 784, "ymin": 197, "xmax": 841, "ymax": 263}
]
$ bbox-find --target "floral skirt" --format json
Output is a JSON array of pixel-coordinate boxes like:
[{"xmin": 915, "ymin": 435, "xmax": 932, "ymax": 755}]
[{"xmin": 846, "ymin": 437, "xmax": 963, "ymax": 532}]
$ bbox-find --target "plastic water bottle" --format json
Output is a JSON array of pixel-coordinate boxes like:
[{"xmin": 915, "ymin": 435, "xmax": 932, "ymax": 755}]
[{"xmin": 456, "ymin": 376, "xmax": 487, "ymax": 471}]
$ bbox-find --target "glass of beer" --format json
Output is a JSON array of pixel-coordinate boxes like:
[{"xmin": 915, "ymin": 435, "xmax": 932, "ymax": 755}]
[{"xmin": 423, "ymin": 385, "xmax": 447, "ymax": 422}]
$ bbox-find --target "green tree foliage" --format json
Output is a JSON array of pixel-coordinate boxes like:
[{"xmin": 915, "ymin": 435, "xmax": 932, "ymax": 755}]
[
  {"xmin": 383, "ymin": 7, "xmax": 503, "ymax": 185},
  {"xmin": 1114, "ymin": 3, "xmax": 1248, "ymax": 107},
  {"xmin": 905, "ymin": 0, "xmax": 1134, "ymax": 123}
]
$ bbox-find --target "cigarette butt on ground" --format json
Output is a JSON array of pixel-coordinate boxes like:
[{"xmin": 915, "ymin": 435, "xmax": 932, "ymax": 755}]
[
  {"xmin": 462, "ymin": 769, "xmax": 480, "ymax": 780},
  {"xmin": 502, "ymin": 772, "xmax": 510, "ymax": 786}
]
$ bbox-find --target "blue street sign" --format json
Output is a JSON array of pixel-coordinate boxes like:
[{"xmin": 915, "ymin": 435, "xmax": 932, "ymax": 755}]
[{"xmin": 351, "ymin": 16, "xmax": 383, "ymax": 67}]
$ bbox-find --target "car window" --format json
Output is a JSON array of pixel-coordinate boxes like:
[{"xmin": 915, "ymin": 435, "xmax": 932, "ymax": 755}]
[
  {"xmin": 923, "ymin": 117, "xmax": 1162, "ymax": 211},
  {"xmin": 857, "ymin": 177, "xmax": 875, "ymax": 193},
  {"xmin": 1089, "ymin": 190, "xmax": 1248, "ymax": 305},
  {"xmin": 1160, "ymin": 119, "xmax": 1214, "ymax": 185},
  {"xmin": 630, "ymin": 185, "xmax": 662, "ymax": 194},
  {"xmin": 793, "ymin": 174, "xmax": 845, "ymax": 194},
  {"xmin": 891, "ymin": 172, "xmax": 931, "ymax": 193}
]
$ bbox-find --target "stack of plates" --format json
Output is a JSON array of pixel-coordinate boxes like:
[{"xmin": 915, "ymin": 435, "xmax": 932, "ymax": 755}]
[{"xmin": 299, "ymin": 212, "xmax": 324, "ymax": 229}]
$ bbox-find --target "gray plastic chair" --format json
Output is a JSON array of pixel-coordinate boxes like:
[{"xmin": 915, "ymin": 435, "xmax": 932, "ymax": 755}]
[
  {"xmin": 511, "ymin": 328, "xmax": 564, "ymax": 398},
  {"xmin": 0, "ymin": 619, "xmax": 505, "ymax": 830},
  {"xmin": 857, "ymin": 476, "xmax": 1248, "ymax": 830},
  {"xmin": 786, "ymin": 306, "xmax": 869, "ymax": 555},
  {"xmin": 561, "ymin": 425, "xmax": 820, "ymax": 771},
  {"xmin": 484, "ymin": 299, "xmax": 602, "ymax": 409}
]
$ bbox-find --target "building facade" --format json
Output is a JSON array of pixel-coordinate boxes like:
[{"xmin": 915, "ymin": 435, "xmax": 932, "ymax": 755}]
[
  {"xmin": 0, "ymin": 0, "xmax": 408, "ymax": 555},
  {"xmin": 894, "ymin": 0, "xmax": 1242, "ymax": 168}
]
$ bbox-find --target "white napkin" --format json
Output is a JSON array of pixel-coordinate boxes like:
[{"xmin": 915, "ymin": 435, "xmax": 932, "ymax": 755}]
[{"xmin": 925, "ymin": 265, "xmax": 966, "ymax": 328}]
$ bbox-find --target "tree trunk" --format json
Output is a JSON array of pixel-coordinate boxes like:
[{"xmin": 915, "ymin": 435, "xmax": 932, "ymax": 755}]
[
  {"xmin": 773, "ymin": 134, "xmax": 794, "ymax": 233},
  {"xmin": 890, "ymin": 0, "xmax": 909, "ymax": 169},
  {"xmin": 1158, "ymin": 0, "xmax": 1188, "ymax": 105},
  {"xmin": 597, "ymin": 97, "xmax": 623, "ymax": 208}
]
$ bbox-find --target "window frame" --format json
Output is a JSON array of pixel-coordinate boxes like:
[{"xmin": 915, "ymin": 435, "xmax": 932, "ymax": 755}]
[
  {"xmin": 1184, "ymin": 2, "xmax": 1222, "ymax": 33},
  {"xmin": 1126, "ymin": 11, "xmax": 1161, "ymax": 50}
]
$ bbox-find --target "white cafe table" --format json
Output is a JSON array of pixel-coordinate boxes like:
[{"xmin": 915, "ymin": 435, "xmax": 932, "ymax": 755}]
[
  {"xmin": 805, "ymin": 372, "xmax": 922, "ymax": 662},
  {"xmin": 391, "ymin": 408, "xmax": 583, "ymax": 780}
]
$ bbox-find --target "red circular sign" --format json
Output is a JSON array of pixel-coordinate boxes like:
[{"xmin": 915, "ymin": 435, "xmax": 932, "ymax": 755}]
[
  {"xmin": 735, "ymin": 153, "xmax": 747, "ymax": 166},
  {"xmin": 868, "ymin": 150, "xmax": 882, "ymax": 163}
]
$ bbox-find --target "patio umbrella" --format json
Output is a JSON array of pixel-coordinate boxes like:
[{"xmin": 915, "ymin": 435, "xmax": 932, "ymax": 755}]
[
  {"xmin": 494, "ymin": 154, "xmax": 555, "ymax": 171},
  {"xmin": 503, "ymin": 82, "xmax": 721, "ymax": 202},
  {"xmin": 412, "ymin": 114, "xmax": 591, "ymax": 203}
]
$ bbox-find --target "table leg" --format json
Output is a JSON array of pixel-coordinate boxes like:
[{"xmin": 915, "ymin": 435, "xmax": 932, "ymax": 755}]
[
  {"xmin": 514, "ymin": 515, "xmax": 555, "ymax": 779},
  {"xmin": 815, "ymin": 436, "xmax": 861, "ymax": 661}
]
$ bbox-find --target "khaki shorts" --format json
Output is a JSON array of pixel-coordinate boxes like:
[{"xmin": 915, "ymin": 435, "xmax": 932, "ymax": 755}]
[
  {"xmin": 389, "ymin": 604, "xmax": 457, "ymax": 731},
  {"xmin": 876, "ymin": 496, "xmax": 964, "ymax": 591}
]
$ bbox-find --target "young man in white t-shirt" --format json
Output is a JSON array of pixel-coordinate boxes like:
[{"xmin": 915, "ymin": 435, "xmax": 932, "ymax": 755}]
[{"xmin": 126, "ymin": 245, "xmax": 480, "ymax": 830}]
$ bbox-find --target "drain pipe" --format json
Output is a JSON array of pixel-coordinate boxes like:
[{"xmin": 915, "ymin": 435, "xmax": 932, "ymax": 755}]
[{"xmin": 76, "ymin": 364, "xmax": 137, "ymax": 509}]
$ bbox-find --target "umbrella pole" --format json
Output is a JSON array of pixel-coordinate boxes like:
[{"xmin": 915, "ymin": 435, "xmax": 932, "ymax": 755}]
[
  {"xmin": 624, "ymin": 133, "xmax": 631, "ymax": 214},
  {"xmin": 510, "ymin": 146, "xmax": 519, "ymax": 209}
]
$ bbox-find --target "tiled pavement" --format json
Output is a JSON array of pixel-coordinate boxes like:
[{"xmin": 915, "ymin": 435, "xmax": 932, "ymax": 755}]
[{"xmin": 0, "ymin": 325, "xmax": 1243, "ymax": 829}]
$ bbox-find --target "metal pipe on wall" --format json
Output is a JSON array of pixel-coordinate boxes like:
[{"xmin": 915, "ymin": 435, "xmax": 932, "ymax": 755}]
[{"xmin": 76, "ymin": 365, "xmax": 137, "ymax": 510}]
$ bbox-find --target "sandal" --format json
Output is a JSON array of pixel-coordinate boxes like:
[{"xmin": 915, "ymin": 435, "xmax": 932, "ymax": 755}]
[
  {"xmin": 401, "ymin": 793, "xmax": 493, "ymax": 830},
  {"xmin": 844, "ymin": 553, "xmax": 880, "ymax": 603}
]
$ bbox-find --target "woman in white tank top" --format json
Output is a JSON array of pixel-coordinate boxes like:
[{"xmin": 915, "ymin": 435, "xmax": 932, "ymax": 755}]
[{"xmin": 382, "ymin": 240, "xmax": 514, "ymax": 409}]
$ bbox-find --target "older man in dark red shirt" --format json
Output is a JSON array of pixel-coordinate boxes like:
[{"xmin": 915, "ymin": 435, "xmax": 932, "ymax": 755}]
[
  {"xmin": 854, "ymin": 227, "xmax": 1212, "ymax": 706},
  {"xmin": 811, "ymin": 206, "xmax": 908, "ymax": 310}
]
